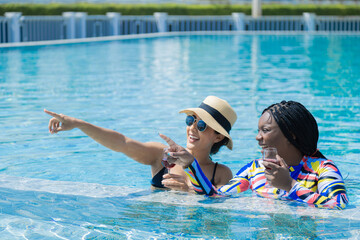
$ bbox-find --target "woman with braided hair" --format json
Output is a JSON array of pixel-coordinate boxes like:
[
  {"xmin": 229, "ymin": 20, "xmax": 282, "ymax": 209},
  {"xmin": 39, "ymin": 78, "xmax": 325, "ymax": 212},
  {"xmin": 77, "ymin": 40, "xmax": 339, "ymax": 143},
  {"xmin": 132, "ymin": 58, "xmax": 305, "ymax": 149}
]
[{"xmin": 160, "ymin": 100, "xmax": 349, "ymax": 209}]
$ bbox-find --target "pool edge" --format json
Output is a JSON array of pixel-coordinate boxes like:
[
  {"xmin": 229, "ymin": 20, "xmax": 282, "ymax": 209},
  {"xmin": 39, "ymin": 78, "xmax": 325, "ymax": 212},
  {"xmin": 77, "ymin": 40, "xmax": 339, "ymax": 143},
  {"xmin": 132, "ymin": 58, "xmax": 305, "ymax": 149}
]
[{"xmin": 1, "ymin": 30, "xmax": 360, "ymax": 48}]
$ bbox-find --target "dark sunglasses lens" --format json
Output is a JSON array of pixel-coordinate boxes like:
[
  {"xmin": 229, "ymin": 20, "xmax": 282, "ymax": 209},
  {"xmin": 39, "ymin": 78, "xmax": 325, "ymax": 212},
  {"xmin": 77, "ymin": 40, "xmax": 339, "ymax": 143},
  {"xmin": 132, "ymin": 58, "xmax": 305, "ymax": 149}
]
[
  {"xmin": 197, "ymin": 120, "xmax": 207, "ymax": 132},
  {"xmin": 186, "ymin": 115, "xmax": 195, "ymax": 126}
]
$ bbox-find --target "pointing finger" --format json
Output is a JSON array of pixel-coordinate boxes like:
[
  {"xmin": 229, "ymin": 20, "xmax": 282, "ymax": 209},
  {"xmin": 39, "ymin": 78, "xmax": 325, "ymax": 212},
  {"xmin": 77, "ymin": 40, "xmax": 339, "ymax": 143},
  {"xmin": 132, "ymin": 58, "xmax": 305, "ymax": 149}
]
[
  {"xmin": 44, "ymin": 109, "xmax": 63, "ymax": 121},
  {"xmin": 159, "ymin": 133, "xmax": 177, "ymax": 148}
]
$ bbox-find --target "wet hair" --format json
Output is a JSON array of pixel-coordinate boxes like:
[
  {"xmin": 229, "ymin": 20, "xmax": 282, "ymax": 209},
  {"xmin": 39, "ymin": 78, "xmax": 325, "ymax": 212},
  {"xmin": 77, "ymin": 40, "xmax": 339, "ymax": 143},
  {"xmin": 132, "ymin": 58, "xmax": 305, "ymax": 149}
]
[
  {"xmin": 262, "ymin": 100, "xmax": 326, "ymax": 159},
  {"xmin": 210, "ymin": 132, "xmax": 229, "ymax": 155}
]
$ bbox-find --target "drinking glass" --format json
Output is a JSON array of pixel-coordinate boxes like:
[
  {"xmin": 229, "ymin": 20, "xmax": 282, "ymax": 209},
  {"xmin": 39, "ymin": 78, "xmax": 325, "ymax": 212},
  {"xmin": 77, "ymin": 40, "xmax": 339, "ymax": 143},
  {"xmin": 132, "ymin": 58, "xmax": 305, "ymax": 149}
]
[
  {"xmin": 262, "ymin": 147, "xmax": 279, "ymax": 169},
  {"xmin": 161, "ymin": 148, "xmax": 175, "ymax": 174}
]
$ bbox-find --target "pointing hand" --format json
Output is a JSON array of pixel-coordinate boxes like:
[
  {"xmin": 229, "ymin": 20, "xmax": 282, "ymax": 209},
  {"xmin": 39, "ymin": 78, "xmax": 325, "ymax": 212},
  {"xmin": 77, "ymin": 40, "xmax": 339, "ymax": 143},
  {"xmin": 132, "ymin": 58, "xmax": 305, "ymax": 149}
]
[
  {"xmin": 159, "ymin": 133, "xmax": 195, "ymax": 168},
  {"xmin": 44, "ymin": 109, "xmax": 80, "ymax": 134}
]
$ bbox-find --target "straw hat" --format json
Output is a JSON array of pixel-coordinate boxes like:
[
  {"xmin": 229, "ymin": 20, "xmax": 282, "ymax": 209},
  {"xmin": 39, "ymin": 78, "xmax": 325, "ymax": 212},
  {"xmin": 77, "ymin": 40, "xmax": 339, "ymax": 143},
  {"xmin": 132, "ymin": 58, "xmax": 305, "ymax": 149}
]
[{"xmin": 179, "ymin": 96, "xmax": 237, "ymax": 150}]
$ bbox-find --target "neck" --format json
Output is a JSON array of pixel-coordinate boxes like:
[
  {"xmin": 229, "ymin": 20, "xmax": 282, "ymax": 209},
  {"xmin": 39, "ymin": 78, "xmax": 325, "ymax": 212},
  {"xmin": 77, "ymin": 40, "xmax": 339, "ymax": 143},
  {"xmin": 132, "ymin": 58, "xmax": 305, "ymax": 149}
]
[
  {"xmin": 188, "ymin": 149, "xmax": 212, "ymax": 165},
  {"xmin": 283, "ymin": 147, "xmax": 303, "ymax": 166}
]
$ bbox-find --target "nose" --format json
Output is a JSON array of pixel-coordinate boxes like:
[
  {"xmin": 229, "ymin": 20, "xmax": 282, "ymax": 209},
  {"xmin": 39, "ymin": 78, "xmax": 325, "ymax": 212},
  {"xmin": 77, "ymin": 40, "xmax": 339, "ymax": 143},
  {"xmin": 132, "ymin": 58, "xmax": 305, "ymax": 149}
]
[
  {"xmin": 189, "ymin": 121, "xmax": 197, "ymax": 131},
  {"xmin": 255, "ymin": 131, "xmax": 262, "ymax": 141}
]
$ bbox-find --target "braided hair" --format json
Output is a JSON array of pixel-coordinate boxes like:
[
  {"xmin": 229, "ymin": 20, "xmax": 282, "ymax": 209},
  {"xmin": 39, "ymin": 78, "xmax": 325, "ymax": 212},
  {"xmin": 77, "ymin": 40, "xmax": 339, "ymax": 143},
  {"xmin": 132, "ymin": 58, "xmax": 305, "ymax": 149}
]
[{"xmin": 262, "ymin": 100, "xmax": 326, "ymax": 159}]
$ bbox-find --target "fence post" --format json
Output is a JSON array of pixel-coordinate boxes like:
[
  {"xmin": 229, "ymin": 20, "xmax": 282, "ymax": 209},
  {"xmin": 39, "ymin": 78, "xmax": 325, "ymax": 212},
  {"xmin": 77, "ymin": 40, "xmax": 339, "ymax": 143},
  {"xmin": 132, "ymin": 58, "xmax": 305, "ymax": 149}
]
[
  {"xmin": 107, "ymin": 12, "xmax": 121, "ymax": 36},
  {"xmin": 5, "ymin": 12, "xmax": 22, "ymax": 43},
  {"xmin": 75, "ymin": 12, "xmax": 87, "ymax": 38},
  {"xmin": 252, "ymin": 0, "xmax": 262, "ymax": 18},
  {"xmin": 232, "ymin": 13, "xmax": 245, "ymax": 31},
  {"xmin": 154, "ymin": 12, "xmax": 168, "ymax": 33},
  {"xmin": 63, "ymin": 12, "xmax": 76, "ymax": 39},
  {"xmin": 303, "ymin": 12, "xmax": 316, "ymax": 32}
]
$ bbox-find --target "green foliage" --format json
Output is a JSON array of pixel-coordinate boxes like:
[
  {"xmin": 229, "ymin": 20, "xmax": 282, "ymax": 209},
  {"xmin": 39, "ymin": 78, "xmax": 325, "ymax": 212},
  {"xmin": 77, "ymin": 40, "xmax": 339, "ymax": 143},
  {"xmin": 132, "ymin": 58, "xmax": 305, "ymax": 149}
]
[
  {"xmin": 262, "ymin": 4, "xmax": 360, "ymax": 16},
  {"xmin": 0, "ymin": 3, "xmax": 359, "ymax": 16}
]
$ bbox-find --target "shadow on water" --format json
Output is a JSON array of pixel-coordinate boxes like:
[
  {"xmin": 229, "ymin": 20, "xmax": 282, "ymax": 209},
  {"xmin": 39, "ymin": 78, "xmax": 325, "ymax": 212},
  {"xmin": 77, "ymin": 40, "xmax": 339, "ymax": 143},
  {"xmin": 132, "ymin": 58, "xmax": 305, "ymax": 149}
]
[{"xmin": 0, "ymin": 187, "xmax": 359, "ymax": 239}]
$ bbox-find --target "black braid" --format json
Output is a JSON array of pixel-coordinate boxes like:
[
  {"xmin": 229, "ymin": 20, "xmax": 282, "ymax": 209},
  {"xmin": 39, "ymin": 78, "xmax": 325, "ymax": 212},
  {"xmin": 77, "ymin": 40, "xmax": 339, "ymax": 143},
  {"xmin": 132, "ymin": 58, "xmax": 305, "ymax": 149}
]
[{"xmin": 262, "ymin": 101, "xmax": 327, "ymax": 159}]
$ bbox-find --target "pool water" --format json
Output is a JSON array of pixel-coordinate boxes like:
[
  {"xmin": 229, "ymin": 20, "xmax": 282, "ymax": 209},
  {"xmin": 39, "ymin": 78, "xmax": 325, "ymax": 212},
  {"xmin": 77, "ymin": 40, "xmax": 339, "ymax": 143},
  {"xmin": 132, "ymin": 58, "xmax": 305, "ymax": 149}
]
[{"xmin": 0, "ymin": 33, "xmax": 359, "ymax": 239}]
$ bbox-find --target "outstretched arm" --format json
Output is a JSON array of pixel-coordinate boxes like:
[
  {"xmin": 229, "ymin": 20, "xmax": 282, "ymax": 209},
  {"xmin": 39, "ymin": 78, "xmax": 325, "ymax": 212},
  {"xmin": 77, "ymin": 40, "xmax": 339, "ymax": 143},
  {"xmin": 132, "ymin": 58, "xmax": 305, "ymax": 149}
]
[{"xmin": 44, "ymin": 109, "xmax": 165, "ymax": 167}]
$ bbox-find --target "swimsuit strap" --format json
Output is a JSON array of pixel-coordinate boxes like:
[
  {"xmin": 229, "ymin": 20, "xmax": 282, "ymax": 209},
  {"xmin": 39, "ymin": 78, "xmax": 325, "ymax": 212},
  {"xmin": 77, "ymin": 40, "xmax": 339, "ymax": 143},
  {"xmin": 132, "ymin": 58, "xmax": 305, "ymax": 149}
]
[
  {"xmin": 150, "ymin": 167, "xmax": 168, "ymax": 188},
  {"xmin": 210, "ymin": 162, "xmax": 218, "ymax": 185}
]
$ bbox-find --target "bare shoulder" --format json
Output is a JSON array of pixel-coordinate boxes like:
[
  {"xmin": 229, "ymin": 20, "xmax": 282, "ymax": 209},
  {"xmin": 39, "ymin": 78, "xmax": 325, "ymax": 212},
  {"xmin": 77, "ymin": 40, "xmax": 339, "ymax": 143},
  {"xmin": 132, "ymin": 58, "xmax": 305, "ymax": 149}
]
[{"xmin": 216, "ymin": 163, "xmax": 233, "ymax": 185}]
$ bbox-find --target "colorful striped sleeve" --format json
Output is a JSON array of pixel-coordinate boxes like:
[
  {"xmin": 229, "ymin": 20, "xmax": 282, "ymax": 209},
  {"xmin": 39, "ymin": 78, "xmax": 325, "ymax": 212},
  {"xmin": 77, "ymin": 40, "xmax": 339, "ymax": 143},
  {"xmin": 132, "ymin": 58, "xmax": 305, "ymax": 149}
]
[
  {"xmin": 184, "ymin": 158, "xmax": 218, "ymax": 196},
  {"xmin": 184, "ymin": 158, "xmax": 251, "ymax": 196},
  {"xmin": 288, "ymin": 160, "xmax": 349, "ymax": 209},
  {"xmin": 217, "ymin": 163, "xmax": 251, "ymax": 194}
]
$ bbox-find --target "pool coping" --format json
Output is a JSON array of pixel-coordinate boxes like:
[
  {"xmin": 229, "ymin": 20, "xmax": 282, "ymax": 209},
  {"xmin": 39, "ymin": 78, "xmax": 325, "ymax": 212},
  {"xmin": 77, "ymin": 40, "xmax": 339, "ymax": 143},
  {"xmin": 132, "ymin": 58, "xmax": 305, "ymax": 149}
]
[{"xmin": 1, "ymin": 30, "xmax": 360, "ymax": 48}]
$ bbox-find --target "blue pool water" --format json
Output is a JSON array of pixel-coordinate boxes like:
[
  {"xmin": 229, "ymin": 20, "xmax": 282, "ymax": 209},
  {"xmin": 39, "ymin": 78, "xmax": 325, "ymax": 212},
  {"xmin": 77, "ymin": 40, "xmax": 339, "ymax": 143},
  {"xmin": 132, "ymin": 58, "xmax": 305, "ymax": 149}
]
[{"xmin": 0, "ymin": 33, "xmax": 360, "ymax": 239}]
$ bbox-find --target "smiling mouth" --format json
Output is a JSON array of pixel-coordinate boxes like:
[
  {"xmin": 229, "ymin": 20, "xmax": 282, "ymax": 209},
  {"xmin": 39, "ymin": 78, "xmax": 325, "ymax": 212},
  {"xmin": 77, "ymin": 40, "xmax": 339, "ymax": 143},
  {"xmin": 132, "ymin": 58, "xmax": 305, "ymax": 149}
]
[
  {"xmin": 189, "ymin": 134, "xmax": 199, "ymax": 141},
  {"xmin": 189, "ymin": 134, "xmax": 200, "ymax": 142}
]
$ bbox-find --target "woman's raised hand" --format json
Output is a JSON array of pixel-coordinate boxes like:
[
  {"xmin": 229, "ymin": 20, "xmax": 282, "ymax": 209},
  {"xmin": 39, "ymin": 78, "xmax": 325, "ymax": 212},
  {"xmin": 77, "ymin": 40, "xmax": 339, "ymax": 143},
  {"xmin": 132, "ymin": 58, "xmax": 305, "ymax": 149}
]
[
  {"xmin": 262, "ymin": 155, "xmax": 297, "ymax": 192},
  {"xmin": 159, "ymin": 133, "xmax": 195, "ymax": 168},
  {"xmin": 44, "ymin": 109, "xmax": 81, "ymax": 134}
]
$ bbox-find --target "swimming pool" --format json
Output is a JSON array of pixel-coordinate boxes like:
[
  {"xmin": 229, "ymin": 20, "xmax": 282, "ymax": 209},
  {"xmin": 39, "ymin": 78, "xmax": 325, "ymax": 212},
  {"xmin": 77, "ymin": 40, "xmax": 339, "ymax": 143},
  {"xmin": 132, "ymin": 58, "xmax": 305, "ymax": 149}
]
[{"xmin": 0, "ymin": 33, "xmax": 359, "ymax": 239}]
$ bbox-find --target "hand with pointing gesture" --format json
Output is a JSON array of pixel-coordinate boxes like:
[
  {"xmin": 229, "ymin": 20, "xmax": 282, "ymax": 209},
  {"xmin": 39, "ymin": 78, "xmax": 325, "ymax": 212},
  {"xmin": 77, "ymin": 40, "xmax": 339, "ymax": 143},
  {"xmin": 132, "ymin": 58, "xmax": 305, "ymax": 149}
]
[
  {"xmin": 159, "ymin": 133, "xmax": 195, "ymax": 168},
  {"xmin": 44, "ymin": 109, "xmax": 82, "ymax": 134}
]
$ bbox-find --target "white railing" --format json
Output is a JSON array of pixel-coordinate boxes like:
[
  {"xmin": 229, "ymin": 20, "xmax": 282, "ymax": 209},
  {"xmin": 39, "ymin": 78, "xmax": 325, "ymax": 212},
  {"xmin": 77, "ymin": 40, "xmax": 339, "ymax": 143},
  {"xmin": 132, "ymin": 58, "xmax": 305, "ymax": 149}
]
[
  {"xmin": 167, "ymin": 15, "xmax": 235, "ymax": 31},
  {"xmin": 1, "ymin": 12, "xmax": 360, "ymax": 44},
  {"xmin": 86, "ymin": 15, "xmax": 109, "ymax": 38},
  {"xmin": 0, "ymin": 16, "xmax": 7, "ymax": 43},
  {"xmin": 316, "ymin": 16, "xmax": 360, "ymax": 31},
  {"xmin": 121, "ymin": 16, "xmax": 158, "ymax": 35},
  {"xmin": 20, "ymin": 16, "xmax": 64, "ymax": 42},
  {"xmin": 244, "ymin": 16, "xmax": 305, "ymax": 31},
  {"xmin": 85, "ymin": 15, "xmax": 158, "ymax": 37}
]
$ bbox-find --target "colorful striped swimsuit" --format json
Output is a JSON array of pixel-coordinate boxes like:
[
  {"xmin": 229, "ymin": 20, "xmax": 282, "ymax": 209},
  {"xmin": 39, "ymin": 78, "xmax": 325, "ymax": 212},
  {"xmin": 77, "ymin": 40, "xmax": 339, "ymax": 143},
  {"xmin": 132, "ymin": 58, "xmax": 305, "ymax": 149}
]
[{"xmin": 185, "ymin": 155, "xmax": 348, "ymax": 209}]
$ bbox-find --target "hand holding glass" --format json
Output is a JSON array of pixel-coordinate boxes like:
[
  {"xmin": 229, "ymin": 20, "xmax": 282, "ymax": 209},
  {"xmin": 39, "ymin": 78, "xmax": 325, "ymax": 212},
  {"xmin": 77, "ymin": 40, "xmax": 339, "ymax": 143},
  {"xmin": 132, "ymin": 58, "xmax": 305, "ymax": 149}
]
[
  {"xmin": 162, "ymin": 148, "xmax": 175, "ymax": 173},
  {"xmin": 262, "ymin": 147, "xmax": 280, "ymax": 169}
]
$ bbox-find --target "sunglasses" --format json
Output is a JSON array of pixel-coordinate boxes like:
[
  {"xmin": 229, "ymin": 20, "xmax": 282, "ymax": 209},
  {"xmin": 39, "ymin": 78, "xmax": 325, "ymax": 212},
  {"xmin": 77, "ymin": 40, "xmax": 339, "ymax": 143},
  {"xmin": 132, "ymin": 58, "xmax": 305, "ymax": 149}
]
[{"xmin": 186, "ymin": 115, "xmax": 207, "ymax": 132}]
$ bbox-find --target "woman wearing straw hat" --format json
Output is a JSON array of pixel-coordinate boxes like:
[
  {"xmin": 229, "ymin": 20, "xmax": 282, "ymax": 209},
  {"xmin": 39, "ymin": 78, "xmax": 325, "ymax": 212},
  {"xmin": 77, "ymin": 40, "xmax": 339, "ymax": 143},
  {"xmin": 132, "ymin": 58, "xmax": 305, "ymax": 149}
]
[
  {"xmin": 44, "ymin": 96, "xmax": 237, "ymax": 191},
  {"xmin": 160, "ymin": 100, "xmax": 348, "ymax": 209}
]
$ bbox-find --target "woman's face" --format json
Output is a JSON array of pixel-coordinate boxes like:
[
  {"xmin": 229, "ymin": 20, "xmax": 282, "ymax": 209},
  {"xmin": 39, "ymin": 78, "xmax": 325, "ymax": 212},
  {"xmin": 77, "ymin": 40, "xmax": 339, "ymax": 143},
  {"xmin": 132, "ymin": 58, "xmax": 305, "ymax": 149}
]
[
  {"xmin": 186, "ymin": 113, "xmax": 223, "ymax": 153},
  {"xmin": 256, "ymin": 111, "xmax": 291, "ymax": 158}
]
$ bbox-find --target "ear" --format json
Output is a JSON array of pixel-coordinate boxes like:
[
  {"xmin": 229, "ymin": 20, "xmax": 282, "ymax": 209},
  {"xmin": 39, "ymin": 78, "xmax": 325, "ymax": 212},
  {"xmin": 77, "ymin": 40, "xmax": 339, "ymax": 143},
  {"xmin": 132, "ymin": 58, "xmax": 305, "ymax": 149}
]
[
  {"xmin": 287, "ymin": 132, "xmax": 296, "ymax": 145},
  {"xmin": 214, "ymin": 134, "xmax": 225, "ymax": 144}
]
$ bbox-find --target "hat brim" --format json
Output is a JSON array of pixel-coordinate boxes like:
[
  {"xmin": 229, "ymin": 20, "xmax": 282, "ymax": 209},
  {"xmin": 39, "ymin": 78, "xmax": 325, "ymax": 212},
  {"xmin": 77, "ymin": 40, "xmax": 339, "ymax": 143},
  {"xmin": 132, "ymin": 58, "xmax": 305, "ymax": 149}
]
[{"xmin": 180, "ymin": 108, "xmax": 233, "ymax": 150}]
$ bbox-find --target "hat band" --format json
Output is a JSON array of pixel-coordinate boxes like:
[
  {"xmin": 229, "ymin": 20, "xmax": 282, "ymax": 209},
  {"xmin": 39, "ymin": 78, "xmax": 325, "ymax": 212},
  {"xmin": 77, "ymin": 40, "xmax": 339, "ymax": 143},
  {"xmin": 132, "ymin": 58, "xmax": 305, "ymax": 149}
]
[{"xmin": 199, "ymin": 102, "xmax": 231, "ymax": 133}]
